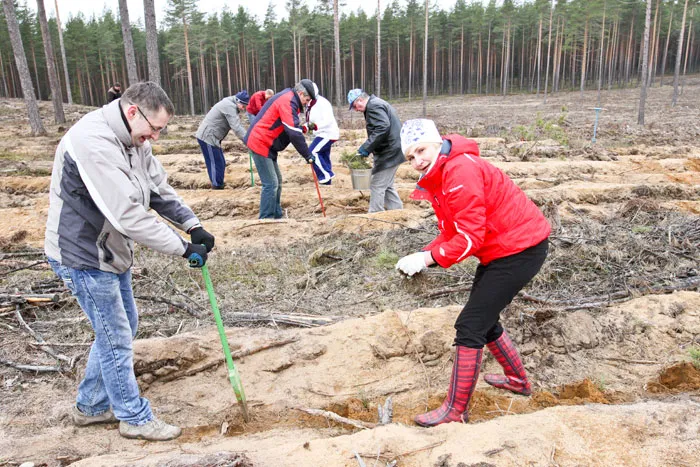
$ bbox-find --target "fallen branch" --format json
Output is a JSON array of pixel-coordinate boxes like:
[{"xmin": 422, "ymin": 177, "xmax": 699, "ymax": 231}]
[
  {"xmin": 226, "ymin": 312, "xmax": 340, "ymax": 327},
  {"xmin": 0, "ymin": 260, "xmax": 47, "ymax": 276},
  {"xmin": 293, "ymin": 407, "xmax": 376, "ymax": 430},
  {"xmin": 599, "ymin": 356, "xmax": 661, "ymax": 365},
  {"xmin": 519, "ymin": 276, "xmax": 700, "ymax": 310},
  {"xmin": 158, "ymin": 337, "xmax": 298, "ymax": 383},
  {"xmin": 0, "ymin": 293, "xmax": 60, "ymax": 306},
  {"xmin": 0, "ymin": 357, "xmax": 61, "ymax": 373},
  {"xmin": 0, "ymin": 250, "xmax": 45, "ymax": 260},
  {"xmin": 134, "ymin": 294, "xmax": 203, "ymax": 318},
  {"xmin": 14, "ymin": 305, "xmax": 78, "ymax": 368},
  {"xmin": 355, "ymin": 440, "xmax": 446, "ymax": 462},
  {"xmin": 420, "ymin": 283, "xmax": 472, "ymax": 299}
]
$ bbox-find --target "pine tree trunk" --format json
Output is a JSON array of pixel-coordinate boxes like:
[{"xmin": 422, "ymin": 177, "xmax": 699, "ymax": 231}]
[
  {"xmin": 638, "ymin": 0, "xmax": 653, "ymax": 124},
  {"xmin": 54, "ymin": 0, "xmax": 72, "ymax": 104},
  {"xmin": 376, "ymin": 0, "xmax": 381, "ymax": 97},
  {"xmin": 199, "ymin": 41, "xmax": 208, "ymax": 111},
  {"xmin": 625, "ymin": 19, "xmax": 634, "ymax": 85},
  {"xmin": 597, "ymin": 2, "xmax": 606, "ymax": 105},
  {"xmin": 460, "ymin": 24, "xmax": 464, "ymax": 94},
  {"xmin": 84, "ymin": 52, "xmax": 94, "ymax": 106},
  {"xmin": 660, "ymin": 6, "xmax": 674, "ymax": 87},
  {"xmin": 544, "ymin": 0, "xmax": 554, "ymax": 103},
  {"xmin": 183, "ymin": 15, "xmax": 195, "ymax": 115},
  {"xmin": 214, "ymin": 43, "xmax": 222, "ymax": 100},
  {"xmin": 36, "ymin": 0, "xmax": 65, "ymax": 123},
  {"xmin": 117, "ymin": 0, "xmax": 138, "ymax": 85},
  {"xmin": 580, "ymin": 19, "xmax": 589, "ymax": 95},
  {"xmin": 226, "ymin": 49, "xmax": 232, "ymax": 95},
  {"xmin": 422, "ymin": 0, "xmax": 428, "ymax": 116},
  {"xmin": 333, "ymin": 0, "xmax": 341, "ymax": 106},
  {"xmin": 647, "ymin": 0, "xmax": 661, "ymax": 86},
  {"xmin": 679, "ymin": 15, "xmax": 692, "ymax": 93},
  {"xmin": 0, "ymin": 47, "xmax": 8, "ymax": 97},
  {"xmin": 30, "ymin": 44, "xmax": 42, "ymax": 100},
  {"xmin": 143, "ymin": 0, "xmax": 161, "ymax": 85},
  {"xmin": 536, "ymin": 16, "xmax": 543, "ymax": 95},
  {"xmin": 408, "ymin": 26, "xmax": 413, "ymax": 100},
  {"xmin": 486, "ymin": 24, "xmax": 491, "ymax": 94},
  {"xmin": 2, "ymin": 0, "xmax": 46, "ymax": 135},
  {"xmin": 672, "ymin": 0, "xmax": 689, "ymax": 105}
]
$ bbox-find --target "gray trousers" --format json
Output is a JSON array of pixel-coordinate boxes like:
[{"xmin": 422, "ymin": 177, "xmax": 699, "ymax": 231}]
[{"xmin": 369, "ymin": 164, "xmax": 403, "ymax": 213}]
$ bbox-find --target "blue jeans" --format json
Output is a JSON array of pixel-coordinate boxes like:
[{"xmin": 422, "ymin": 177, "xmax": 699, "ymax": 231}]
[
  {"xmin": 48, "ymin": 258, "xmax": 153, "ymax": 425},
  {"xmin": 251, "ymin": 152, "xmax": 283, "ymax": 219},
  {"xmin": 197, "ymin": 138, "xmax": 226, "ymax": 188}
]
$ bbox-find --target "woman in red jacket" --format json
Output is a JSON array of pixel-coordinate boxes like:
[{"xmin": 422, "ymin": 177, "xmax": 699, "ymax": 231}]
[{"xmin": 396, "ymin": 119, "xmax": 550, "ymax": 427}]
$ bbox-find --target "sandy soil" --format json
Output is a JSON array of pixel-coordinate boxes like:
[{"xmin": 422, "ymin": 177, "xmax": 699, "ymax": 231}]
[{"xmin": 0, "ymin": 79, "xmax": 699, "ymax": 466}]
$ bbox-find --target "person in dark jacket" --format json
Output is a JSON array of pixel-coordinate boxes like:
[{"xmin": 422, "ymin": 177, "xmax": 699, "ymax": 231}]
[
  {"xmin": 195, "ymin": 90, "xmax": 249, "ymax": 189},
  {"xmin": 396, "ymin": 119, "xmax": 550, "ymax": 427},
  {"xmin": 107, "ymin": 83, "xmax": 122, "ymax": 102},
  {"xmin": 244, "ymin": 79, "xmax": 317, "ymax": 219},
  {"xmin": 347, "ymin": 89, "xmax": 405, "ymax": 212}
]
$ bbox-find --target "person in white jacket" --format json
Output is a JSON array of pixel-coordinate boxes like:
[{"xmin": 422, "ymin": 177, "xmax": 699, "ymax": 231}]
[{"xmin": 304, "ymin": 92, "xmax": 339, "ymax": 185}]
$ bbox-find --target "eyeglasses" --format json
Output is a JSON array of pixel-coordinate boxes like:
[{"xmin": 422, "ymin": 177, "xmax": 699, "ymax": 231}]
[{"xmin": 136, "ymin": 106, "xmax": 164, "ymax": 133}]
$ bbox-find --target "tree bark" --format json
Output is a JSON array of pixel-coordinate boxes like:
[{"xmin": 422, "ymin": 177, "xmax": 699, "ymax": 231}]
[
  {"xmin": 422, "ymin": 0, "xmax": 428, "ymax": 116},
  {"xmin": 333, "ymin": 0, "xmax": 341, "ymax": 106},
  {"xmin": 36, "ymin": 0, "xmax": 65, "ymax": 123},
  {"xmin": 659, "ymin": 4, "xmax": 674, "ymax": 87},
  {"xmin": 143, "ymin": 0, "xmax": 161, "ymax": 85},
  {"xmin": 597, "ymin": 1, "xmax": 606, "ymax": 106},
  {"xmin": 2, "ymin": 0, "xmax": 46, "ymax": 135},
  {"xmin": 118, "ymin": 0, "xmax": 139, "ymax": 85},
  {"xmin": 183, "ymin": 13, "xmax": 195, "ymax": 115},
  {"xmin": 544, "ymin": 0, "xmax": 554, "ymax": 103},
  {"xmin": 54, "ymin": 0, "xmax": 72, "ymax": 104},
  {"xmin": 672, "ymin": 0, "xmax": 689, "ymax": 106},
  {"xmin": 580, "ymin": 19, "xmax": 589, "ymax": 96},
  {"xmin": 638, "ymin": 0, "xmax": 653, "ymax": 124},
  {"xmin": 376, "ymin": 0, "xmax": 381, "ymax": 97}
]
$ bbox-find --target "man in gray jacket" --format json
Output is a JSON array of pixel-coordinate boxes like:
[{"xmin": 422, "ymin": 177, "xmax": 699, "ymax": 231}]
[
  {"xmin": 196, "ymin": 90, "xmax": 249, "ymax": 189},
  {"xmin": 45, "ymin": 82, "xmax": 214, "ymax": 441},
  {"xmin": 348, "ymin": 89, "xmax": 405, "ymax": 212}
]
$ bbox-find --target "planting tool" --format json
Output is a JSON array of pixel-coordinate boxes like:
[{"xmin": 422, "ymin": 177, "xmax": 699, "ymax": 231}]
[
  {"xmin": 310, "ymin": 164, "xmax": 327, "ymax": 217},
  {"xmin": 196, "ymin": 262, "xmax": 250, "ymax": 422},
  {"xmin": 248, "ymin": 150, "xmax": 255, "ymax": 186}
]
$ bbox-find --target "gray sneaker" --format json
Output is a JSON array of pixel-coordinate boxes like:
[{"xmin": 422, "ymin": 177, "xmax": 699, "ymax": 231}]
[
  {"xmin": 72, "ymin": 406, "xmax": 118, "ymax": 427},
  {"xmin": 119, "ymin": 418, "xmax": 182, "ymax": 441}
]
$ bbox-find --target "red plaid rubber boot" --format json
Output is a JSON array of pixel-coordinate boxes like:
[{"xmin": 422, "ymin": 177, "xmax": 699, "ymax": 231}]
[
  {"xmin": 484, "ymin": 331, "xmax": 532, "ymax": 396},
  {"xmin": 414, "ymin": 346, "xmax": 483, "ymax": 427}
]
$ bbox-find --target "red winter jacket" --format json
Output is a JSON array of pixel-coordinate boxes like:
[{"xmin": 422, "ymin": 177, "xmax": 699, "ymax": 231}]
[
  {"xmin": 410, "ymin": 134, "xmax": 550, "ymax": 267},
  {"xmin": 247, "ymin": 90, "xmax": 268, "ymax": 116},
  {"xmin": 244, "ymin": 88, "xmax": 312, "ymax": 161}
]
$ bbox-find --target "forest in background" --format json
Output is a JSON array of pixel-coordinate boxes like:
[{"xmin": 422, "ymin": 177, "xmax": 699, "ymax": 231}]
[{"xmin": 0, "ymin": 0, "xmax": 698, "ymax": 116}]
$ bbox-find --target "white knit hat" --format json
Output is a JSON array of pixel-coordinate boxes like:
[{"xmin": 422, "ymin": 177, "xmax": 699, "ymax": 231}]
[{"xmin": 400, "ymin": 119, "xmax": 443, "ymax": 155}]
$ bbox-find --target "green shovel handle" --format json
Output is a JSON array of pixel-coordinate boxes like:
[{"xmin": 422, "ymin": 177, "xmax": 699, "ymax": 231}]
[{"xmin": 201, "ymin": 264, "xmax": 249, "ymax": 422}]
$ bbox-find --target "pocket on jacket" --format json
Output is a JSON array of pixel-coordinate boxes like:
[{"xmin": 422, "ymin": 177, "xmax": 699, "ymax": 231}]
[{"xmin": 98, "ymin": 232, "xmax": 114, "ymax": 264}]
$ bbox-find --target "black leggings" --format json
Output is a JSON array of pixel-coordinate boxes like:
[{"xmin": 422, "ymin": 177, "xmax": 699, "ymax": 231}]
[{"xmin": 454, "ymin": 239, "xmax": 549, "ymax": 348}]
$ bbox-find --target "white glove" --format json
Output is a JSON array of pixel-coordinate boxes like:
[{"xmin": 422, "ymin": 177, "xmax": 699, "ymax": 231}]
[{"xmin": 395, "ymin": 252, "xmax": 428, "ymax": 277}]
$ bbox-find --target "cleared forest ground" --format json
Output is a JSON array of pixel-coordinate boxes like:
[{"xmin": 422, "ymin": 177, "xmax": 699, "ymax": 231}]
[{"xmin": 0, "ymin": 80, "xmax": 699, "ymax": 466}]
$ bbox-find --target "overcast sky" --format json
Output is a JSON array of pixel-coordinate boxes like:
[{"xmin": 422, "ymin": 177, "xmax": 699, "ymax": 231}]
[{"xmin": 42, "ymin": 0, "xmax": 465, "ymax": 27}]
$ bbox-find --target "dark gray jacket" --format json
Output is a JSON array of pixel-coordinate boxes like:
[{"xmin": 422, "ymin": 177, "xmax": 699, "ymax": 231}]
[
  {"xmin": 359, "ymin": 95, "xmax": 406, "ymax": 174},
  {"xmin": 195, "ymin": 96, "xmax": 247, "ymax": 147},
  {"xmin": 45, "ymin": 100, "xmax": 199, "ymax": 274}
]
